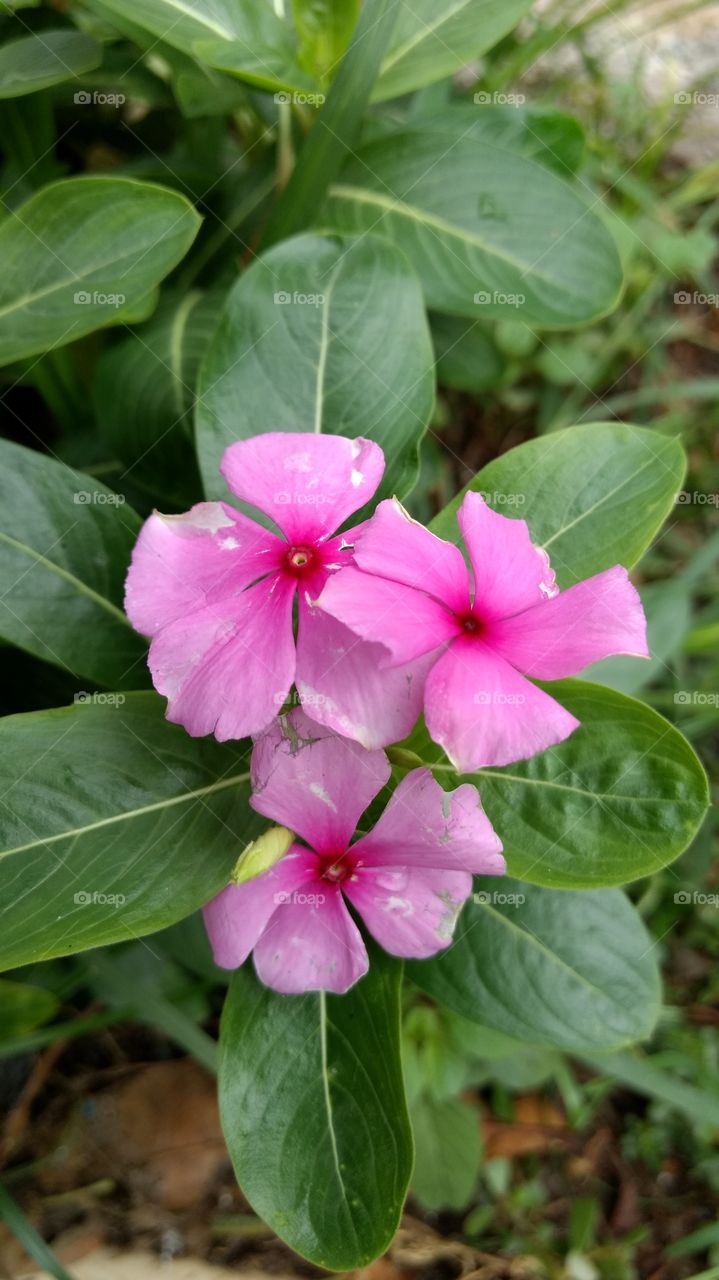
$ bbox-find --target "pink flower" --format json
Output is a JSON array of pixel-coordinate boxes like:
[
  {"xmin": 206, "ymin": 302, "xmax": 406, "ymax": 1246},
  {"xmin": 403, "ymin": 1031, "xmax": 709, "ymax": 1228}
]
[
  {"xmin": 124, "ymin": 433, "xmax": 427, "ymax": 746},
  {"xmin": 317, "ymin": 494, "xmax": 649, "ymax": 772},
  {"xmin": 203, "ymin": 709, "xmax": 505, "ymax": 994}
]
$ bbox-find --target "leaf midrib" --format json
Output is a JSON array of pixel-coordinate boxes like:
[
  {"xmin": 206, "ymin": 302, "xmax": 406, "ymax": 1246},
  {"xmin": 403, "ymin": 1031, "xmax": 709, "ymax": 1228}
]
[
  {"xmin": 0, "ymin": 770, "xmax": 250, "ymax": 859},
  {"xmin": 0, "ymin": 528, "xmax": 131, "ymax": 627}
]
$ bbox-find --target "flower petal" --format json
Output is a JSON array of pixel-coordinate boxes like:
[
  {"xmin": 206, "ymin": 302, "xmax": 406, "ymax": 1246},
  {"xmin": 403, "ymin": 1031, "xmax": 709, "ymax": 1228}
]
[
  {"xmin": 345, "ymin": 865, "xmax": 472, "ymax": 959},
  {"xmin": 353, "ymin": 498, "xmax": 471, "ymax": 612},
  {"xmin": 252, "ymin": 882, "xmax": 368, "ymax": 994},
  {"xmin": 317, "ymin": 566, "xmax": 457, "ymax": 664},
  {"xmin": 202, "ymin": 846, "xmax": 317, "ymax": 969},
  {"xmin": 351, "ymin": 768, "xmax": 505, "ymax": 873},
  {"xmin": 295, "ymin": 592, "xmax": 430, "ymax": 749},
  {"xmin": 250, "ymin": 707, "xmax": 390, "ymax": 855},
  {"xmin": 424, "ymin": 637, "xmax": 580, "ymax": 770},
  {"xmin": 149, "ymin": 573, "xmax": 296, "ymax": 740},
  {"xmin": 220, "ymin": 433, "xmax": 384, "ymax": 544},
  {"xmin": 488, "ymin": 566, "xmax": 649, "ymax": 678},
  {"xmin": 125, "ymin": 502, "xmax": 283, "ymax": 636},
  {"xmin": 458, "ymin": 491, "xmax": 558, "ymax": 621}
]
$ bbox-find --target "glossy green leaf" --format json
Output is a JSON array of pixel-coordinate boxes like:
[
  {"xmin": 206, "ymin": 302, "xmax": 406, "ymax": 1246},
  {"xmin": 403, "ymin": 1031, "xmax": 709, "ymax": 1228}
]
[
  {"xmin": 0, "ymin": 978, "xmax": 59, "ymax": 1037},
  {"xmin": 406, "ymin": 681, "xmax": 708, "ymax": 888},
  {"xmin": 373, "ymin": 0, "xmax": 534, "ymax": 100},
  {"xmin": 196, "ymin": 232, "xmax": 434, "ymax": 504},
  {"xmin": 431, "ymin": 423, "xmax": 686, "ymax": 586},
  {"xmin": 0, "ymin": 176, "xmax": 201, "ymax": 366},
  {"xmin": 94, "ymin": 289, "xmax": 222, "ymax": 509},
  {"xmin": 322, "ymin": 131, "xmax": 622, "ymax": 325},
  {"xmin": 479, "ymin": 682, "xmax": 708, "ymax": 887},
  {"xmin": 0, "ymin": 439, "xmax": 146, "ymax": 689},
  {"xmin": 219, "ymin": 952, "xmax": 412, "ymax": 1269},
  {"xmin": 0, "ymin": 29, "xmax": 101, "ymax": 98},
  {"xmin": 292, "ymin": 0, "xmax": 360, "ymax": 80},
  {"xmin": 410, "ymin": 876, "xmax": 661, "ymax": 1051},
  {"xmin": 0, "ymin": 693, "xmax": 259, "ymax": 972},
  {"xmin": 410, "ymin": 105, "xmax": 586, "ymax": 175}
]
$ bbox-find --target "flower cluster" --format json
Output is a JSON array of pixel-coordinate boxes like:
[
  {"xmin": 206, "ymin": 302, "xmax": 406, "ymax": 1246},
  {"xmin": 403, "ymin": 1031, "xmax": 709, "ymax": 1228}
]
[{"xmin": 126, "ymin": 433, "xmax": 648, "ymax": 994}]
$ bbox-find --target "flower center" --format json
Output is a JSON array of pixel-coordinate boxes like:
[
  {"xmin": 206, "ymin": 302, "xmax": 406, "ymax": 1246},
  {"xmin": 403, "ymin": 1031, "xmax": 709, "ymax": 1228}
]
[
  {"xmin": 319, "ymin": 853, "xmax": 354, "ymax": 883},
  {"xmin": 285, "ymin": 545, "xmax": 316, "ymax": 576},
  {"xmin": 457, "ymin": 610, "xmax": 485, "ymax": 637}
]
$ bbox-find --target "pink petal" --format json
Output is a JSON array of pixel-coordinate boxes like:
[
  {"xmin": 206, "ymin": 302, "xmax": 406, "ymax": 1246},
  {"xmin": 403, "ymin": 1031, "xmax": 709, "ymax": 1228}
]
[
  {"xmin": 202, "ymin": 846, "xmax": 316, "ymax": 969},
  {"xmin": 250, "ymin": 707, "xmax": 391, "ymax": 855},
  {"xmin": 252, "ymin": 882, "xmax": 368, "ymax": 994},
  {"xmin": 458, "ymin": 491, "xmax": 558, "ymax": 622},
  {"xmin": 125, "ymin": 503, "xmax": 283, "ymax": 637},
  {"xmin": 295, "ymin": 592, "xmax": 430, "ymax": 749},
  {"xmin": 488, "ymin": 566, "xmax": 649, "ymax": 678},
  {"xmin": 148, "ymin": 573, "xmax": 296, "ymax": 740},
  {"xmin": 345, "ymin": 865, "xmax": 473, "ymax": 959},
  {"xmin": 353, "ymin": 498, "xmax": 471, "ymax": 612},
  {"xmin": 424, "ymin": 638, "xmax": 580, "ymax": 771},
  {"xmin": 220, "ymin": 433, "xmax": 384, "ymax": 544},
  {"xmin": 317, "ymin": 566, "xmax": 457, "ymax": 665},
  {"xmin": 351, "ymin": 768, "xmax": 505, "ymax": 873}
]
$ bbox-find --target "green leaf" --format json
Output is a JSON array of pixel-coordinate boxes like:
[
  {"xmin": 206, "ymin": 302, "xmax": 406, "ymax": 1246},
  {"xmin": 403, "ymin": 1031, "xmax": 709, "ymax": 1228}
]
[
  {"xmin": 231, "ymin": 824, "xmax": 295, "ymax": 884},
  {"xmin": 0, "ymin": 693, "xmax": 259, "ymax": 972},
  {"xmin": 261, "ymin": 0, "xmax": 398, "ymax": 248},
  {"xmin": 430, "ymin": 423, "xmax": 686, "ymax": 586},
  {"xmin": 373, "ymin": 0, "xmax": 534, "ymax": 100},
  {"xmin": 477, "ymin": 681, "xmax": 708, "ymax": 888},
  {"xmin": 0, "ymin": 29, "xmax": 102, "ymax": 98},
  {"xmin": 410, "ymin": 876, "xmax": 661, "ymax": 1052},
  {"xmin": 409, "ymin": 104, "xmax": 586, "ymax": 175},
  {"xmin": 0, "ymin": 977, "xmax": 59, "ymax": 1037},
  {"xmin": 292, "ymin": 0, "xmax": 360, "ymax": 81},
  {"xmin": 410, "ymin": 1095, "xmax": 482, "ymax": 1210},
  {"xmin": 584, "ymin": 581, "xmax": 692, "ymax": 695},
  {"xmin": 196, "ymin": 232, "xmax": 434, "ymax": 504},
  {"xmin": 94, "ymin": 288, "xmax": 221, "ymax": 509},
  {"xmin": 0, "ymin": 176, "xmax": 201, "ymax": 366},
  {"xmin": 219, "ymin": 953, "xmax": 412, "ymax": 1269},
  {"xmin": 0, "ymin": 439, "xmax": 147, "ymax": 689},
  {"xmin": 321, "ymin": 130, "xmax": 622, "ymax": 326}
]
